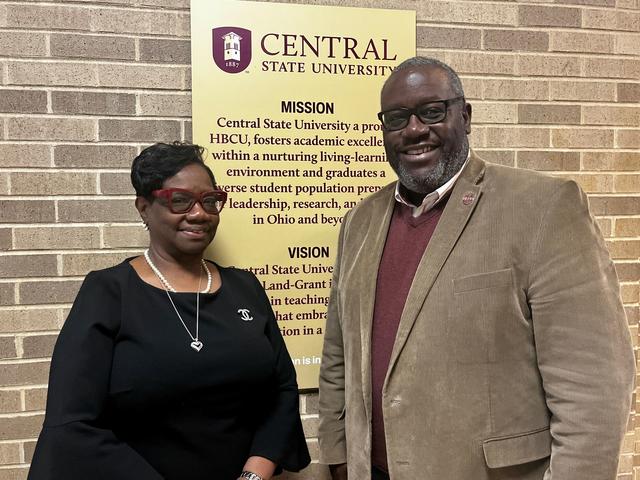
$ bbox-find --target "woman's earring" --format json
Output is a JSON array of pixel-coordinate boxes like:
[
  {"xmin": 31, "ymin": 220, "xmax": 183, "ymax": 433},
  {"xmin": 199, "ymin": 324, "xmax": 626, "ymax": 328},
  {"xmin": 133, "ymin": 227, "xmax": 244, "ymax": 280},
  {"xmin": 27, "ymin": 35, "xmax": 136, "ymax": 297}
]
[{"xmin": 142, "ymin": 221, "xmax": 149, "ymax": 231}]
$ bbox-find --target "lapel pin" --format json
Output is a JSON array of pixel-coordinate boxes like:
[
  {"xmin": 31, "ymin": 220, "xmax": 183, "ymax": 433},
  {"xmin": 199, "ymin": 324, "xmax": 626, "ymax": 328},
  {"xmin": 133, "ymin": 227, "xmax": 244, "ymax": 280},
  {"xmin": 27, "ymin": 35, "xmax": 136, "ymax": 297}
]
[{"xmin": 462, "ymin": 192, "xmax": 475, "ymax": 206}]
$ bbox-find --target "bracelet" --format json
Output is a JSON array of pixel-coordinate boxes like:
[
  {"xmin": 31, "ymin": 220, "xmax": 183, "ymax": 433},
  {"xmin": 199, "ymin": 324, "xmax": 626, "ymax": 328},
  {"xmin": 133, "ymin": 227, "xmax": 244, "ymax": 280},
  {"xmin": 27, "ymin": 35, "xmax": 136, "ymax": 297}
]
[{"xmin": 239, "ymin": 471, "xmax": 264, "ymax": 480}]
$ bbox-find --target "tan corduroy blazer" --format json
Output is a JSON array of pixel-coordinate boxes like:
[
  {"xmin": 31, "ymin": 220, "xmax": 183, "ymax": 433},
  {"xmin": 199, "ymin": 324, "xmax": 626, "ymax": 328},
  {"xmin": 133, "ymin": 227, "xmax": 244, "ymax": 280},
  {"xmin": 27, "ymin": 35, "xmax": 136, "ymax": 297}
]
[{"xmin": 318, "ymin": 153, "xmax": 635, "ymax": 480}]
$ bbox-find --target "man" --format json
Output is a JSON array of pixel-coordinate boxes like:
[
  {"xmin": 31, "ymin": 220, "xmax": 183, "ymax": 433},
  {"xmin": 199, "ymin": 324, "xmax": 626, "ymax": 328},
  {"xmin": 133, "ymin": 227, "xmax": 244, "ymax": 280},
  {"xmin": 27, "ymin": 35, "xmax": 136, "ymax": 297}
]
[{"xmin": 318, "ymin": 56, "xmax": 635, "ymax": 480}]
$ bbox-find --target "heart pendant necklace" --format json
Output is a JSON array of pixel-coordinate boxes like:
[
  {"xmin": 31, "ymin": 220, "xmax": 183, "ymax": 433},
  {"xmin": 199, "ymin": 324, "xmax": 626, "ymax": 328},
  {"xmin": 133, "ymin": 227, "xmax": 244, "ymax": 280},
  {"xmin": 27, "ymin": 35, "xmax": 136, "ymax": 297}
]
[{"xmin": 144, "ymin": 249, "xmax": 208, "ymax": 353}]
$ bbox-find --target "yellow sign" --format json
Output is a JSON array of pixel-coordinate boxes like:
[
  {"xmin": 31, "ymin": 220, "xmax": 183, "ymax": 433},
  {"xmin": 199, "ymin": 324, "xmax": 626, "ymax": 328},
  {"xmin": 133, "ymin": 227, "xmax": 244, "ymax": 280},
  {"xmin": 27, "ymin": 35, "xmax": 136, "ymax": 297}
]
[{"xmin": 191, "ymin": 0, "xmax": 415, "ymax": 389}]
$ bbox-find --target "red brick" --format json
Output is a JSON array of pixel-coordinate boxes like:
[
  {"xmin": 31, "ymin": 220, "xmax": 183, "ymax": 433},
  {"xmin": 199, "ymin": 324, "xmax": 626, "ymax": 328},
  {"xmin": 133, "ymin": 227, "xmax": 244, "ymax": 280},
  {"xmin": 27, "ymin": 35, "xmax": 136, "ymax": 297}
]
[
  {"xmin": 0, "ymin": 308, "xmax": 62, "ymax": 333},
  {"xmin": 549, "ymin": 31, "xmax": 613, "ymax": 53},
  {"xmin": 61, "ymin": 252, "xmax": 132, "ymax": 276},
  {"xmin": 103, "ymin": 225, "xmax": 149, "ymax": 248},
  {"xmin": 0, "ymin": 32, "xmax": 46, "ymax": 57},
  {"xmin": 54, "ymin": 144, "xmax": 135, "ymax": 168},
  {"xmin": 51, "ymin": 91, "xmax": 135, "ymax": 116},
  {"xmin": 24, "ymin": 388, "xmax": 48, "ymax": 411},
  {"xmin": 616, "ymin": 218, "xmax": 640, "ymax": 237},
  {"xmin": 485, "ymin": 127, "xmax": 550, "ymax": 147},
  {"xmin": 582, "ymin": 9, "xmax": 639, "ymax": 32},
  {"xmin": 615, "ymin": 175, "xmax": 640, "ymax": 193},
  {"xmin": 18, "ymin": 280, "xmax": 83, "ymax": 305},
  {"xmin": 519, "ymin": 5, "xmax": 581, "ymax": 27},
  {"xmin": 24, "ymin": 441, "xmax": 37, "ymax": 464},
  {"xmin": 0, "ymin": 255, "xmax": 57, "ymax": 278},
  {"xmin": 517, "ymin": 55, "xmax": 581, "ymax": 77},
  {"xmin": 100, "ymin": 172, "xmax": 133, "ymax": 195},
  {"xmin": 5, "ymin": 4, "xmax": 91, "ymax": 30},
  {"xmin": 0, "ymin": 283, "xmax": 15, "ymax": 306},
  {"xmin": 0, "ymin": 228, "xmax": 11, "ymax": 251},
  {"xmin": 582, "ymin": 58, "xmax": 639, "ymax": 80},
  {"xmin": 417, "ymin": 26, "xmax": 481, "ymax": 49},
  {"xmin": 618, "ymin": 83, "xmax": 640, "ymax": 102},
  {"xmin": 550, "ymin": 81, "xmax": 617, "ymax": 102},
  {"xmin": 11, "ymin": 172, "xmax": 97, "ymax": 196},
  {"xmin": 517, "ymin": 151, "xmax": 580, "ymax": 171},
  {"xmin": 552, "ymin": 128, "xmax": 614, "ymax": 148},
  {"xmin": 0, "ymin": 201, "xmax": 55, "ymax": 223},
  {"xmin": 518, "ymin": 104, "xmax": 581, "ymax": 124},
  {"xmin": 7, "ymin": 117, "xmax": 96, "ymax": 142},
  {"xmin": 139, "ymin": 38, "xmax": 191, "ymax": 63},
  {"xmin": 50, "ymin": 33, "xmax": 135, "ymax": 61},
  {"xmin": 582, "ymin": 152, "xmax": 640, "ymax": 171},
  {"xmin": 589, "ymin": 196, "xmax": 640, "ymax": 215},
  {"xmin": 0, "ymin": 90, "xmax": 47, "ymax": 114},
  {"xmin": 445, "ymin": 51, "xmax": 515, "ymax": 75},
  {"xmin": 97, "ymin": 64, "xmax": 184, "ymax": 90},
  {"xmin": 0, "ymin": 362, "xmax": 50, "ymax": 387},
  {"xmin": 418, "ymin": 1, "xmax": 518, "ymax": 26},
  {"xmin": 557, "ymin": 0, "xmax": 615, "ymax": 5},
  {"xmin": 0, "ymin": 391, "xmax": 21, "ymax": 414},
  {"xmin": 484, "ymin": 30, "xmax": 548, "ymax": 52},
  {"xmin": 617, "ymin": 130, "xmax": 640, "ymax": 148},
  {"xmin": 0, "ymin": 337, "xmax": 17, "ymax": 359},
  {"xmin": 138, "ymin": 93, "xmax": 191, "ymax": 117},
  {"xmin": 0, "ymin": 414, "xmax": 44, "ymax": 441},
  {"xmin": 475, "ymin": 150, "xmax": 515, "ymax": 167},
  {"xmin": 7, "ymin": 61, "xmax": 98, "ymax": 87},
  {"xmin": 483, "ymin": 79, "xmax": 548, "ymax": 100},
  {"xmin": 90, "ymin": 8, "xmax": 190, "ymax": 36},
  {"xmin": 99, "ymin": 119, "xmax": 181, "ymax": 142},
  {"xmin": 57, "ymin": 199, "xmax": 138, "ymax": 223},
  {"xmin": 583, "ymin": 106, "xmax": 640, "ymax": 127},
  {"xmin": 13, "ymin": 226, "xmax": 100, "ymax": 251},
  {"xmin": 0, "ymin": 144, "xmax": 51, "ymax": 168},
  {"xmin": 22, "ymin": 335, "xmax": 58, "ymax": 359}
]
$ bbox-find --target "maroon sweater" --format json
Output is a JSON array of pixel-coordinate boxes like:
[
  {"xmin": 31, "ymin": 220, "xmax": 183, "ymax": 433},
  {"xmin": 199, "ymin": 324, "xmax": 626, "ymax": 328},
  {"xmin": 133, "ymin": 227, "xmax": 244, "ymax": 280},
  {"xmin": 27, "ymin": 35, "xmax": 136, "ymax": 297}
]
[{"xmin": 370, "ymin": 199, "xmax": 447, "ymax": 472}]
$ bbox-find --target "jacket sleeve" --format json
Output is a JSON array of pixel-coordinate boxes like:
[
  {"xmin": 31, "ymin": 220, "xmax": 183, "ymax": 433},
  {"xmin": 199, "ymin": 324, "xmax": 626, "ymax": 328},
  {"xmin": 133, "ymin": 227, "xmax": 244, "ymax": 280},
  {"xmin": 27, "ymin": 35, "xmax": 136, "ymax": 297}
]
[
  {"xmin": 28, "ymin": 271, "xmax": 164, "ymax": 480},
  {"xmin": 318, "ymin": 216, "xmax": 349, "ymax": 465},
  {"xmin": 248, "ymin": 275, "xmax": 311, "ymax": 473},
  {"xmin": 528, "ymin": 180, "xmax": 635, "ymax": 479}
]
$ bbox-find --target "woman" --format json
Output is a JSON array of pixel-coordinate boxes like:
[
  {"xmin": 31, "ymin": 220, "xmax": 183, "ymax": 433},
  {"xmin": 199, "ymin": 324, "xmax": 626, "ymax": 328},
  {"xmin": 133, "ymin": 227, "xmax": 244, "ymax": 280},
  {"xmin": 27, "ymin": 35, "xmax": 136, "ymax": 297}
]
[{"xmin": 28, "ymin": 142, "xmax": 310, "ymax": 480}]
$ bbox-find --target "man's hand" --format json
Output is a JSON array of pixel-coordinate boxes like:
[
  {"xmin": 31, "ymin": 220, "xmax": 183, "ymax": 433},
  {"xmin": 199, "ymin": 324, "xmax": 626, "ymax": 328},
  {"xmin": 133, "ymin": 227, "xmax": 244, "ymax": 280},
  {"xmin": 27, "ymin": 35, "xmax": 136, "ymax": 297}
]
[{"xmin": 329, "ymin": 463, "xmax": 347, "ymax": 480}]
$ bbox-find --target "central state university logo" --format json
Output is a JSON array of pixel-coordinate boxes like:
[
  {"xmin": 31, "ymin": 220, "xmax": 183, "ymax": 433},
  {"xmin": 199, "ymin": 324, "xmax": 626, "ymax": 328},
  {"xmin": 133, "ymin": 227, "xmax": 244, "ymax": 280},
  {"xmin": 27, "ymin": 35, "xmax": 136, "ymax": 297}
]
[{"xmin": 212, "ymin": 26, "xmax": 252, "ymax": 73}]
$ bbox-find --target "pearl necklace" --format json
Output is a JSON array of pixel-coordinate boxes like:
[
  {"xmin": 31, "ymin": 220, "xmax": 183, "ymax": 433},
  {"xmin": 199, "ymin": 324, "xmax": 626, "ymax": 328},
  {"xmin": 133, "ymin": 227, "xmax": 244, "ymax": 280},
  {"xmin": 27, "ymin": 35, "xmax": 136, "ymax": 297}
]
[
  {"xmin": 144, "ymin": 249, "xmax": 211, "ymax": 293},
  {"xmin": 143, "ymin": 249, "xmax": 211, "ymax": 352}
]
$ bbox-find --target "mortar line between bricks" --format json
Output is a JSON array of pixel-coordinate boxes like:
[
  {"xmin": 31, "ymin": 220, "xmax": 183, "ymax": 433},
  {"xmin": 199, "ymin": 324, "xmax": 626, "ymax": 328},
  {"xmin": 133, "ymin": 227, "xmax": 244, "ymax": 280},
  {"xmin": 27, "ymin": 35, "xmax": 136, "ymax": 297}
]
[
  {"xmin": 0, "ymin": 332, "xmax": 58, "ymax": 338},
  {"xmin": 3, "ymin": 57, "xmax": 189, "ymax": 67},
  {"xmin": 0, "ymin": 357, "xmax": 51, "ymax": 366},
  {"xmin": 417, "ymin": 22, "xmax": 640, "ymax": 36},
  {"xmin": 2, "ymin": 113, "xmax": 188, "ymax": 121},
  {"xmin": 1, "ymin": 1, "xmax": 189, "ymax": 14},
  {"xmin": 0, "ymin": 248, "xmax": 141, "ymax": 256},
  {"xmin": 0, "ymin": 29, "xmax": 191, "ymax": 41},
  {"xmin": 3, "ymin": 194, "xmax": 135, "ymax": 200},
  {"xmin": 416, "ymin": 48, "xmax": 639, "ymax": 60},
  {"xmin": 0, "ymin": 167, "xmax": 129, "ymax": 173},
  {"xmin": 0, "ymin": 86, "xmax": 192, "ymax": 94},
  {"xmin": 0, "ymin": 304, "xmax": 71, "ymax": 311},
  {"xmin": 1, "ymin": 223, "xmax": 141, "ymax": 228}
]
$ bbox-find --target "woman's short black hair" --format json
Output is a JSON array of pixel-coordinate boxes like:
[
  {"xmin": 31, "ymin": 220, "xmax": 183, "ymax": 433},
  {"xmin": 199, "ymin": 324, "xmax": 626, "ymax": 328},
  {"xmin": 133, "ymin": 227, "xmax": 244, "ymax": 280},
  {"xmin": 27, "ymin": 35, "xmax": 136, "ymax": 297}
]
[{"xmin": 130, "ymin": 142, "xmax": 216, "ymax": 198}]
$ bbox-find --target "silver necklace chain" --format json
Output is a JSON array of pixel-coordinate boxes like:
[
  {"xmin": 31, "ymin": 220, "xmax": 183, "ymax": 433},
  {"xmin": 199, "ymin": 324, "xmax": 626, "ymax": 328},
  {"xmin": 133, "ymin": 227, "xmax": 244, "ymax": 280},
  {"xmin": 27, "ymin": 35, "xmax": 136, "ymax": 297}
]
[
  {"xmin": 144, "ymin": 249, "xmax": 211, "ymax": 293},
  {"xmin": 143, "ymin": 249, "xmax": 208, "ymax": 352}
]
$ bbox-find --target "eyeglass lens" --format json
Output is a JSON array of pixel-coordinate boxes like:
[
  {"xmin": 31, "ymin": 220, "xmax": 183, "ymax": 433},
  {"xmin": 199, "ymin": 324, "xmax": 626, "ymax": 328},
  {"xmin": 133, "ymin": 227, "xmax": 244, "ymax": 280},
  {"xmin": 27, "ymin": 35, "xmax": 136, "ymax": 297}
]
[
  {"xmin": 382, "ymin": 102, "xmax": 447, "ymax": 130},
  {"xmin": 170, "ymin": 191, "xmax": 224, "ymax": 214}
]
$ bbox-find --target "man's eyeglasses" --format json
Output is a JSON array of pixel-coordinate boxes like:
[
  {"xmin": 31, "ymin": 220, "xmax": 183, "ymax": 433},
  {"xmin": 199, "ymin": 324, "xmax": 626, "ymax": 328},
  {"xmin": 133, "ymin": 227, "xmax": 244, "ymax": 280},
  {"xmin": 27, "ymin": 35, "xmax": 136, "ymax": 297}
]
[
  {"xmin": 152, "ymin": 188, "xmax": 227, "ymax": 215},
  {"xmin": 377, "ymin": 96, "xmax": 465, "ymax": 131}
]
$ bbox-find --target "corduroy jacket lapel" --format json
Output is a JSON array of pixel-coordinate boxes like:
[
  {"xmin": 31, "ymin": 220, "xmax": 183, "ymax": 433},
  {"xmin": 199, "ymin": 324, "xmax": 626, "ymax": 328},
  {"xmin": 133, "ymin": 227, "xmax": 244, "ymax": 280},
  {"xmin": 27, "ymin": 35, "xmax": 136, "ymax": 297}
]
[
  {"xmin": 385, "ymin": 153, "xmax": 486, "ymax": 381},
  {"xmin": 354, "ymin": 186, "xmax": 396, "ymax": 424}
]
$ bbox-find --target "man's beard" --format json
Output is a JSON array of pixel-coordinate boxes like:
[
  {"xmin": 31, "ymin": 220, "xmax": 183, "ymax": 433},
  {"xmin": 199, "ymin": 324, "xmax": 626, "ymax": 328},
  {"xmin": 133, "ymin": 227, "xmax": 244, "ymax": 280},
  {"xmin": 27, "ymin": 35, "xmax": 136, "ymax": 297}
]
[{"xmin": 390, "ymin": 136, "xmax": 469, "ymax": 195}]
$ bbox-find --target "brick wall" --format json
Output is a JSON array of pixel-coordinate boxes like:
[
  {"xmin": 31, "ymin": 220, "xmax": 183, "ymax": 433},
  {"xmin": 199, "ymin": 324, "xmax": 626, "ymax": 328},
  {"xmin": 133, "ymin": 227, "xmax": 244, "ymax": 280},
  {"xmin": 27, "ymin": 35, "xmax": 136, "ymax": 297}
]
[{"xmin": 0, "ymin": 0, "xmax": 638, "ymax": 478}]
